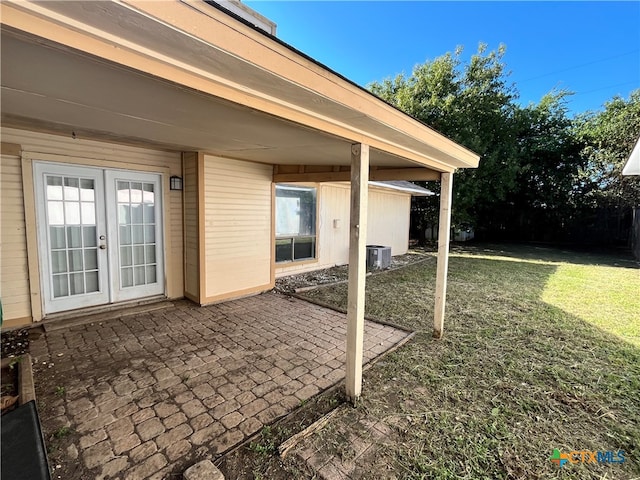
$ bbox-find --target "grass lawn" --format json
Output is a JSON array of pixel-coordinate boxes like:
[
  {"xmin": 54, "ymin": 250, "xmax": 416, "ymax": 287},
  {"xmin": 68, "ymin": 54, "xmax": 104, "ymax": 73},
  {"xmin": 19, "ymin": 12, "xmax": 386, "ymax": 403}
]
[{"xmin": 291, "ymin": 244, "xmax": 640, "ymax": 479}]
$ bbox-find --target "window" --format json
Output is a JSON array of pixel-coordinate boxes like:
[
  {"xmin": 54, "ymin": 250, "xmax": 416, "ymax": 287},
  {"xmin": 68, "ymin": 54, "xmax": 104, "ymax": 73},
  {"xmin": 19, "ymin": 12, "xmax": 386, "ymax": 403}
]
[{"xmin": 275, "ymin": 185, "xmax": 317, "ymax": 263}]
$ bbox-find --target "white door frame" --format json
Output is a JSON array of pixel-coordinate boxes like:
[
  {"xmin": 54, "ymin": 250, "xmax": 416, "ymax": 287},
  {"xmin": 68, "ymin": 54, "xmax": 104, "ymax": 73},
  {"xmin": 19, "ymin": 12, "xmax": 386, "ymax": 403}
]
[
  {"xmin": 33, "ymin": 161, "xmax": 165, "ymax": 314},
  {"xmin": 105, "ymin": 170, "xmax": 165, "ymax": 302},
  {"xmin": 34, "ymin": 162, "xmax": 110, "ymax": 313}
]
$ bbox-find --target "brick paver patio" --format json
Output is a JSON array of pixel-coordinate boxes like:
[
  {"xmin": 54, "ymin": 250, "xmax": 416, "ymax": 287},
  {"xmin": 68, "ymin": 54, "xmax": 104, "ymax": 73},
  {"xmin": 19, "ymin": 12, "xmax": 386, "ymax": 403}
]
[{"xmin": 30, "ymin": 292, "xmax": 411, "ymax": 479}]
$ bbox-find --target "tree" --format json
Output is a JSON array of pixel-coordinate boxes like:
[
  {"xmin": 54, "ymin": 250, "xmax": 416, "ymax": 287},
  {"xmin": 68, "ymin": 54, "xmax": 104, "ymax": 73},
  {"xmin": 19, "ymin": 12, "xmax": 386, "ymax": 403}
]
[
  {"xmin": 369, "ymin": 44, "xmax": 521, "ymax": 234},
  {"xmin": 505, "ymin": 91, "xmax": 585, "ymax": 240},
  {"xmin": 576, "ymin": 90, "xmax": 640, "ymax": 209},
  {"xmin": 370, "ymin": 46, "xmax": 639, "ymax": 245}
]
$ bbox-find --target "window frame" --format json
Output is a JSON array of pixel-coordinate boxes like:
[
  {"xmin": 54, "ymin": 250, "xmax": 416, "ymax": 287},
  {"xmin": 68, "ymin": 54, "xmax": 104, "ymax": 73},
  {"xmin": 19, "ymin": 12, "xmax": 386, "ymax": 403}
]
[{"xmin": 274, "ymin": 183, "xmax": 319, "ymax": 264}]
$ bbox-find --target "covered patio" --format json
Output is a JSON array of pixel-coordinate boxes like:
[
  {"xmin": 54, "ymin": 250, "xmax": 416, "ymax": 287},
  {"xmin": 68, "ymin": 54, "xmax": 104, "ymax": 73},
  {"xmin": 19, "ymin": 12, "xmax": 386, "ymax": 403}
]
[
  {"xmin": 1, "ymin": 0, "xmax": 478, "ymax": 407},
  {"xmin": 30, "ymin": 293, "xmax": 411, "ymax": 478}
]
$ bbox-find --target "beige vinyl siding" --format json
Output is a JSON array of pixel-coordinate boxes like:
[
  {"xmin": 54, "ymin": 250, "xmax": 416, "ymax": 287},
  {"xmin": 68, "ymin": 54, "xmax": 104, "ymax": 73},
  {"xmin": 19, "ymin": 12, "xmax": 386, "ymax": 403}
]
[
  {"xmin": 366, "ymin": 188, "xmax": 411, "ymax": 254},
  {"xmin": 1, "ymin": 149, "xmax": 32, "ymax": 324},
  {"xmin": 0, "ymin": 127, "xmax": 184, "ymax": 322},
  {"xmin": 202, "ymin": 154, "xmax": 272, "ymax": 300},
  {"xmin": 276, "ymin": 183, "xmax": 411, "ymax": 277},
  {"xmin": 182, "ymin": 152, "xmax": 199, "ymax": 300}
]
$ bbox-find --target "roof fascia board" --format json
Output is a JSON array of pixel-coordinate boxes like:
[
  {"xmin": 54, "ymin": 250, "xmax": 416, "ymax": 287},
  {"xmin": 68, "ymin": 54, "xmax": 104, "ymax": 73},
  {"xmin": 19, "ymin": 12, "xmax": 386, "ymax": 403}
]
[
  {"xmin": 143, "ymin": 0, "xmax": 479, "ymax": 167},
  {"xmin": 0, "ymin": 1, "xmax": 475, "ymax": 171},
  {"xmin": 369, "ymin": 181, "xmax": 434, "ymax": 196}
]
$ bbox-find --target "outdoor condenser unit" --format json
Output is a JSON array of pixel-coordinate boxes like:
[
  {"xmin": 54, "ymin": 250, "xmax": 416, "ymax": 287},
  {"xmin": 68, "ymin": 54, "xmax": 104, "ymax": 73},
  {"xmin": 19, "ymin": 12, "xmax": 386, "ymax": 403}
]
[{"xmin": 366, "ymin": 245, "xmax": 392, "ymax": 270}]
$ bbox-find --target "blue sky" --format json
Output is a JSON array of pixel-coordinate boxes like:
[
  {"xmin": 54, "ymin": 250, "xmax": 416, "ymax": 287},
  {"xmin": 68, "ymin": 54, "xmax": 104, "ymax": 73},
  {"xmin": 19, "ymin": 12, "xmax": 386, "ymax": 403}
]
[{"xmin": 244, "ymin": 1, "xmax": 640, "ymax": 116}]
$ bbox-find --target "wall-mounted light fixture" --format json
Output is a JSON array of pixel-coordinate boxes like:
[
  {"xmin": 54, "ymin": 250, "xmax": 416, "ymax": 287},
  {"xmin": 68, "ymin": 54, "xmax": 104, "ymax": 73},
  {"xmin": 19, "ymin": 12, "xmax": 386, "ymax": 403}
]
[{"xmin": 170, "ymin": 175, "xmax": 183, "ymax": 191}]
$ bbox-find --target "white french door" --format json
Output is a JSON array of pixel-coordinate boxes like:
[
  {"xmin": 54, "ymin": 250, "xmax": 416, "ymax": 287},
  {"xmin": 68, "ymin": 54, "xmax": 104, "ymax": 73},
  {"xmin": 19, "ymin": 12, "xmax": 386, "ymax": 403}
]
[{"xmin": 34, "ymin": 163, "xmax": 164, "ymax": 314}]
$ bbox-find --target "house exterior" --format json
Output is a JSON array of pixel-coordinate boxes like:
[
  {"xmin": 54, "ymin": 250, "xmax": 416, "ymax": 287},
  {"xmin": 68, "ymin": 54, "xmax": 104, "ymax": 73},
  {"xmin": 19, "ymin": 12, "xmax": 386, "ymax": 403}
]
[
  {"xmin": 275, "ymin": 181, "xmax": 432, "ymax": 277},
  {"xmin": 0, "ymin": 0, "xmax": 479, "ymax": 401}
]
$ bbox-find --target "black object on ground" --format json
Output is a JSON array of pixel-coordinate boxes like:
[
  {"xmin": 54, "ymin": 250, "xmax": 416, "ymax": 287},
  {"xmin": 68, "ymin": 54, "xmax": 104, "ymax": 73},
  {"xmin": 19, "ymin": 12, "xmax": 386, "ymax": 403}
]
[{"xmin": 1, "ymin": 400, "xmax": 51, "ymax": 480}]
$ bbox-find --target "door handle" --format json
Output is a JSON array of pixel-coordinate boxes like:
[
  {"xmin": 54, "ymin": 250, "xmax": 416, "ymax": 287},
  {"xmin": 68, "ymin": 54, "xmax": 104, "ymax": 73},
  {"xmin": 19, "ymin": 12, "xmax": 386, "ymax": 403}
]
[{"xmin": 99, "ymin": 244, "xmax": 107, "ymax": 250}]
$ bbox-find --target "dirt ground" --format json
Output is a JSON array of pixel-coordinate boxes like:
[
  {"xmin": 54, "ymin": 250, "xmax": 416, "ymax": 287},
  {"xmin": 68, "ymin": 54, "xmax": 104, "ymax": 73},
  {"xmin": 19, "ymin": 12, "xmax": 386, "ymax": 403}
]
[
  {"xmin": 275, "ymin": 251, "xmax": 432, "ymax": 294},
  {"xmin": 1, "ymin": 327, "xmax": 31, "ymax": 415},
  {"xmin": 217, "ymin": 385, "xmax": 346, "ymax": 479}
]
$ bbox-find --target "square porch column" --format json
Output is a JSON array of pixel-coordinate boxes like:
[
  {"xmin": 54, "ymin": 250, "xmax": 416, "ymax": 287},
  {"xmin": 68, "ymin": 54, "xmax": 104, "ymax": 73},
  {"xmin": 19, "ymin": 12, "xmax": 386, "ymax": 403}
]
[
  {"xmin": 345, "ymin": 143, "xmax": 369, "ymax": 404},
  {"xmin": 434, "ymin": 171, "xmax": 453, "ymax": 338}
]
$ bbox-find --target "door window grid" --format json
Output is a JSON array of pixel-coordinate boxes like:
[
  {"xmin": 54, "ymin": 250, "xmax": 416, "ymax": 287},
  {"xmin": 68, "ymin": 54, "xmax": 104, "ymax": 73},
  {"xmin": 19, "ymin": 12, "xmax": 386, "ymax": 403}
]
[
  {"xmin": 46, "ymin": 175, "xmax": 99, "ymax": 297},
  {"xmin": 117, "ymin": 181, "xmax": 157, "ymax": 288}
]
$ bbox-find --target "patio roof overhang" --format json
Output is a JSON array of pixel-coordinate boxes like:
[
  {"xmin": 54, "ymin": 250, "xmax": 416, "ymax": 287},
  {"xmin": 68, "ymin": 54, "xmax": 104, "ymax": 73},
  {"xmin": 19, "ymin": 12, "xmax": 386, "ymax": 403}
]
[
  {"xmin": 1, "ymin": 0, "xmax": 479, "ymax": 404},
  {"xmin": 0, "ymin": 0, "xmax": 478, "ymax": 174}
]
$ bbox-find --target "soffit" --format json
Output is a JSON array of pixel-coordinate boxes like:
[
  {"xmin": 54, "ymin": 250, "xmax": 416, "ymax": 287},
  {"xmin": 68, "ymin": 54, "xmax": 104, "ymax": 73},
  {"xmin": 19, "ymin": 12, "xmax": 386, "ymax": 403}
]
[{"xmin": 0, "ymin": 1, "xmax": 480, "ymax": 170}]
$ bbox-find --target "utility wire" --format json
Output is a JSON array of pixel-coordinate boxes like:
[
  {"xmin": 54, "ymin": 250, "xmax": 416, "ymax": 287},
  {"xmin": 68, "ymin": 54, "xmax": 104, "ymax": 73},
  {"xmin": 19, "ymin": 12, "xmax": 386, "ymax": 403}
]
[
  {"xmin": 574, "ymin": 80, "xmax": 638, "ymax": 97},
  {"xmin": 519, "ymin": 49, "xmax": 640, "ymax": 83}
]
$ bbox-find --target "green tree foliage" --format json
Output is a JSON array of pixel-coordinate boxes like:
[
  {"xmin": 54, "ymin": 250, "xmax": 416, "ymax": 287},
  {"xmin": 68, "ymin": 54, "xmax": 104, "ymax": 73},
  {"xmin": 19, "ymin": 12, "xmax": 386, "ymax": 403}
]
[
  {"xmin": 371, "ymin": 45, "xmax": 639, "ymax": 244},
  {"xmin": 370, "ymin": 45, "xmax": 520, "ymax": 229},
  {"xmin": 506, "ymin": 91, "xmax": 585, "ymax": 240},
  {"xmin": 575, "ymin": 90, "xmax": 640, "ymax": 208}
]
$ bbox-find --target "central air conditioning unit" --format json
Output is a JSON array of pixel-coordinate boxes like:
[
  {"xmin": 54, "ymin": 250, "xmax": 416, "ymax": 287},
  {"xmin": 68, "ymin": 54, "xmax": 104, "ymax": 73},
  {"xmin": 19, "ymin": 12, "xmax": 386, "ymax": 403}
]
[{"xmin": 366, "ymin": 245, "xmax": 392, "ymax": 270}]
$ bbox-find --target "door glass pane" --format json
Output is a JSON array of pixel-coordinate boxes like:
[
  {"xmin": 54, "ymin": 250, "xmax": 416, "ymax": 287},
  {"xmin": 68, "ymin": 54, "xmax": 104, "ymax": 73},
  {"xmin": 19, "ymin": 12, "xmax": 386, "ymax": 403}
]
[
  {"xmin": 68, "ymin": 250, "xmax": 83, "ymax": 272},
  {"xmin": 85, "ymin": 271, "xmax": 99, "ymax": 293},
  {"xmin": 120, "ymin": 246, "xmax": 132, "ymax": 266},
  {"xmin": 132, "ymin": 225, "xmax": 144, "ymax": 244},
  {"xmin": 83, "ymin": 227, "xmax": 97, "ymax": 247},
  {"xmin": 118, "ymin": 205, "xmax": 130, "ymax": 225},
  {"xmin": 70, "ymin": 273, "xmax": 84, "ymax": 295},
  {"xmin": 46, "ymin": 174, "xmax": 99, "ymax": 299},
  {"xmin": 144, "ymin": 225, "xmax": 155, "ymax": 243},
  {"xmin": 117, "ymin": 182, "xmax": 130, "ymax": 202},
  {"xmin": 52, "ymin": 274, "xmax": 69, "ymax": 298},
  {"xmin": 130, "ymin": 183, "xmax": 142, "ymax": 203},
  {"xmin": 50, "ymin": 227, "xmax": 66, "ymax": 249},
  {"xmin": 48, "ymin": 201, "xmax": 64, "ymax": 225},
  {"xmin": 81, "ymin": 203, "xmax": 96, "ymax": 224},
  {"xmin": 67, "ymin": 226, "xmax": 82, "ymax": 248},
  {"xmin": 121, "ymin": 268, "xmax": 133, "ymax": 288},
  {"xmin": 145, "ymin": 245, "xmax": 156, "ymax": 264},
  {"xmin": 51, "ymin": 251, "xmax": 67, "ymax": 274},
  {"xmin": 116, "ymin": 177, "xmax": 159, "ymax": 289},
  {"xmin": 133, "ymin": 246, "xmax": 144, "ymax": 265},
  {"xmin": 143, "ymin": 184, "xmax": 154, "ymax": 203},
  {"xmin": 84, "ymin": 249, "xmax": 98, "ymax": 270},
  {"xmin": 64, "ymin": 177, "xmax": 80, "ymax": 201},
  {"xmin": 119, "ymin": 226, "xmax": 131, "ymax": 245},
  {"xmin": 143, "ymin": 204, "xmax": 155, "ymax": 223},
  {"xmin": 134, "ymin": 266, "xmax": 145, "ymax": 286},
  {"xmin": 146, "ymin": 266, "xmax": 157, "ymax": 284},
  {"xmin": 46, "ymin": 176, "xmax": 63, "ymax": 200},
  {"xmin": 65, "ymin": 202, "xmax": 80, "ymax": 224},
  {"xmin": 131, "ymin": 204, "xmax": 143, "ymax": 223},
  {"xmin": 80, "ymin": 179, "xmax": 95, "ymax": 201}
]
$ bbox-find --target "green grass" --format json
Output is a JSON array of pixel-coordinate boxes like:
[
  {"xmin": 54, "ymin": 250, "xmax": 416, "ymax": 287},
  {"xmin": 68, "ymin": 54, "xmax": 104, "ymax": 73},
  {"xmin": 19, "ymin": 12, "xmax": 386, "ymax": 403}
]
[
  {"xmin": 300, "ymin": 244, "xmax": 640, "ymax": 479},
  {"xmin": 542, "ymin": 263, "xmax": 640, "ymax": 346}
]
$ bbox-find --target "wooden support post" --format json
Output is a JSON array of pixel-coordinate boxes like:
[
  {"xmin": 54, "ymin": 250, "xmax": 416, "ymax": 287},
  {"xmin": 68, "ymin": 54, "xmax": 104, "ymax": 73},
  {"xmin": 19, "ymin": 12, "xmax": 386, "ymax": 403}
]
[
  {"xmin": 434, "ymin": 172, "xmax": 453, "ymax": 339},
  {"xmin": 345, "ymin": 143, "xmax": 369, "ymax": 404}
]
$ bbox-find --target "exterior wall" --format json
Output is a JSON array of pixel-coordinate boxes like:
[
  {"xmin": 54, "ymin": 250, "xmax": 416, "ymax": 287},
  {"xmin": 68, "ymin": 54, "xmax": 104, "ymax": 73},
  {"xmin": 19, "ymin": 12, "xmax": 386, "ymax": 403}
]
[
  {"xmin": 201, "ymin": 154, "xmax": 273, "ymax": 302},
  {"xmin": 276, "ymin": 183, "xmax": 411, "ymax": 277},
  {"xmin": 182, "ymin": 152, "xmax": 200, "ymax": 301},
  {"xmin": 1, "ymin": 144, "xmax": 30, "ymax": 326},
  {"xmin": 0, "ymin": 127, "xmax": 183, "ymax": 324},
  {"xmin": 366, "ymin": 186, "xmax": 411, "ymax": 253}
]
